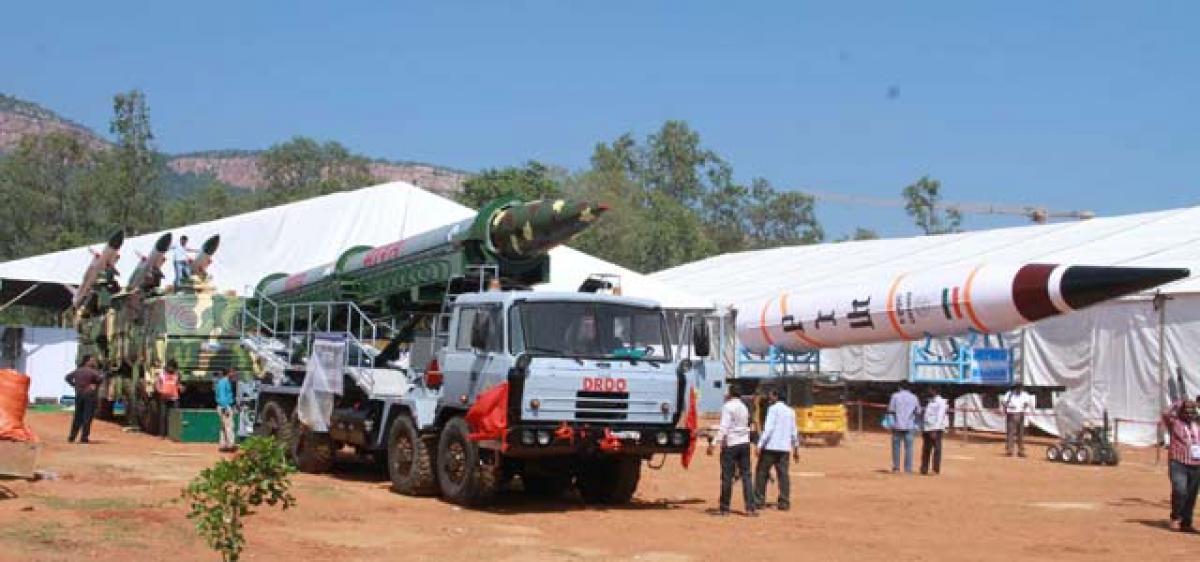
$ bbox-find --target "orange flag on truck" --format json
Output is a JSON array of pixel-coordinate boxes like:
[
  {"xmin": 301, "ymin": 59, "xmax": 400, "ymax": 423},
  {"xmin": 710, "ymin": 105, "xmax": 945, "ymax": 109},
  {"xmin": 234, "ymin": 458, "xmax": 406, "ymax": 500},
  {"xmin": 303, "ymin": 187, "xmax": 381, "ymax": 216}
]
[{"xmin": 681, "ymin": 386, "xmax": 699, "ymax": 468}]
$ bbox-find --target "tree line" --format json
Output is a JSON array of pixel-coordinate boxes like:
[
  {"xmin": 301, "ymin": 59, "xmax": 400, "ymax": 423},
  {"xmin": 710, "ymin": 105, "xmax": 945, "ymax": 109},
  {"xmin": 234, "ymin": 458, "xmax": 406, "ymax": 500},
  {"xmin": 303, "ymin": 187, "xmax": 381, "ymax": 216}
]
[{"xmin": 0, "ymin": 90, "xmax": 963, "ymax": 277}]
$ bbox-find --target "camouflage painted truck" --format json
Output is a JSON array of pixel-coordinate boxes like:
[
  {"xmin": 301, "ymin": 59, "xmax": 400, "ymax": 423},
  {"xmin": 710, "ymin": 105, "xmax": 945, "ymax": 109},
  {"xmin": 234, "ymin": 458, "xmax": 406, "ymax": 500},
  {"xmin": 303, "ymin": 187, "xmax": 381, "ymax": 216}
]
[
  {"xmin": 242, "ymin": 197, "xmax": 710, "ymax": 505},
  {"xmin": 71, "ymin": 231, "xmax": 255, "ymax": 434}
]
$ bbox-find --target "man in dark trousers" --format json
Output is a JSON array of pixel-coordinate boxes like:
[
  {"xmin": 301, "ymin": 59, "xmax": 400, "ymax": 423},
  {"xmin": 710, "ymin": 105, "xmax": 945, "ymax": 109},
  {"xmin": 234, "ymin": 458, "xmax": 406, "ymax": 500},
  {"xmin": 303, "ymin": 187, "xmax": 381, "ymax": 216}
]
[
  {"xmin": 920, "ymin": 386, "xmax": 949, "ymax": 475},
  {"xmin": 708, "ymin": 386, "xmax": 758, "ymax": 517},
  {"xmin": 65, "ymin": 355, "xmax": 105, "ymax": 443},
  {"xmin": 1162, "ymin": 398, "xmax": 1200, "ymax": 532},
  {"xmin": 754, "ymin": 389, "xmax": 800, "ymax": 510}
]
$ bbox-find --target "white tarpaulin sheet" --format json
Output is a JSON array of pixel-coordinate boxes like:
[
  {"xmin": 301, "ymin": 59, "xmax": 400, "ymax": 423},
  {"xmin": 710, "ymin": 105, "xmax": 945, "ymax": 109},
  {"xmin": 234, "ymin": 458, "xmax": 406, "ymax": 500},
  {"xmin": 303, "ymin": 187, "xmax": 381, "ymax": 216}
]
[
  {"xmin": 0, "ymin": 182, "xmax": 710, "ymax": 309},
  {"xmin": 296, "ymin": 334, "xmax": 347, "ymax": 432},
  {"xmin": 653, "ymin": 205, "xmax": 1200, "ymax": 445}
]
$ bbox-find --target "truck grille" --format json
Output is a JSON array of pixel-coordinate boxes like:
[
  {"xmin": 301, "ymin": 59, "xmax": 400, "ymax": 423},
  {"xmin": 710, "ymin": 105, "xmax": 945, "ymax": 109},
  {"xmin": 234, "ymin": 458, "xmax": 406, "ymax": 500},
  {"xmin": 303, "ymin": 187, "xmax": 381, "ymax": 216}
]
[{"xmin": 575, "ymin": 391, "xmax": 629, "ymax": 420}]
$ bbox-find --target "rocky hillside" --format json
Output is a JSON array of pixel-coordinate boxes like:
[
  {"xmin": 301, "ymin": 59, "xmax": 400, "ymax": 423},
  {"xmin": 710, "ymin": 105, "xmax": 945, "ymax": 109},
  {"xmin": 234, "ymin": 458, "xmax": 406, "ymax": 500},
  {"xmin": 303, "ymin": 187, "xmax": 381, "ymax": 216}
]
[{"xmin": 0, "ymin": 94, "xmax": 469, "ymax": 196}]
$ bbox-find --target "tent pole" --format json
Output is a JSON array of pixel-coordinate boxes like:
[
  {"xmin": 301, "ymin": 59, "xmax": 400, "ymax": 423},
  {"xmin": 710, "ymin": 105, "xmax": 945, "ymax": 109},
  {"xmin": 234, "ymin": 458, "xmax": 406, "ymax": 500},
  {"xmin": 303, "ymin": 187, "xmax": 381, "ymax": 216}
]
[
  {"xmin": 1154, "ymin": 291, "xmax": 1170, "ymax": 466},
  {"xmin": 0, "ymin": 283, "xmax": 41, "ymax": 314}
]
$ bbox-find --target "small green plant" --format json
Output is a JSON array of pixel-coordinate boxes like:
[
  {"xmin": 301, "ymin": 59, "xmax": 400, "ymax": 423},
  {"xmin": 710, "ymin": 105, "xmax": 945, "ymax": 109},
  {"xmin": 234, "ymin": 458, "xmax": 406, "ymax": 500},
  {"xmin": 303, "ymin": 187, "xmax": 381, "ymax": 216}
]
[{"xmin": 181, "ymin": 436, "xmax": 296, "ymax": 562}]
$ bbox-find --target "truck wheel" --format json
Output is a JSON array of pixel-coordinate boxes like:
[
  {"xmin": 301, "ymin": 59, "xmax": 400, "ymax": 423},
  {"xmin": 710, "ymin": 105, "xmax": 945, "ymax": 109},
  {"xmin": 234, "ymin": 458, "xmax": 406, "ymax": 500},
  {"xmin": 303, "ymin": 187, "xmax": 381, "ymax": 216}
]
[
  {"xmin": 824, "ymin": 434, "xmax": 843, "ymax": 447},
  {"xmin": 295, "ymin": 430, "xmax": 335, "ymax": 473},
  {"xmin": 1101, "ymin": 446, "xmax": 1120, "ymax": 466},
  {"xmin": 577, "ymin": 456, "xmax": 641, "ymax": 505},
  {"xmin": 388, "ymin": 415, "xmax": 438, "ymax": 496},
  {"xmin": 435, "ymin": 417, "xmax": 495, "ymax": 506},
  {"xmin": 1073, "ymin": 446, "xmax": 1092, "ymax": 465},
  {"xmin": 1045, "ymin": 445, "xmax": 1061, "ymax": 462},
  {"xmin": 255, "ymin": 400, "xmax": 298, "ymax": 447}
]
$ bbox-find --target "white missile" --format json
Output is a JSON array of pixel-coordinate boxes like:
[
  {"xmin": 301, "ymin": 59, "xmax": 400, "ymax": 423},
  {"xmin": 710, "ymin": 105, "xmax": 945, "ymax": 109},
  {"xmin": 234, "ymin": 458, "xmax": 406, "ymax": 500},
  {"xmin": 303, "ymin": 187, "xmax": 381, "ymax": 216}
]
[{"xmin": 737, "ymin": 263, "xmax": 1189, "ymax": 354}]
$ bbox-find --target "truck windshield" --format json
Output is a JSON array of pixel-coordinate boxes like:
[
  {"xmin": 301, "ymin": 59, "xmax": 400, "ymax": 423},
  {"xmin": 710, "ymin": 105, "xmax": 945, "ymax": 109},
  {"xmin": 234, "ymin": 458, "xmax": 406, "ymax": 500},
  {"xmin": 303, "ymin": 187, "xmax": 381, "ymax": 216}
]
[{"xmin": 510, "ymin": 301, "xmax": 670, "ymax": 362}]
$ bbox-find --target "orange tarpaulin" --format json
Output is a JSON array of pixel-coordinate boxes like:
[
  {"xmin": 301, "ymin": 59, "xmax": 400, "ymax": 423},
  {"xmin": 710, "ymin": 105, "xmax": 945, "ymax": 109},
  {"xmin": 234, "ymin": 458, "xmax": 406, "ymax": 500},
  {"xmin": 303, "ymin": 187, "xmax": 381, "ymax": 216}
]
[
  {"xmin": 0, "ymin": 369, "xmax": 38, "ymax": 443},
  {"xmin": 466, "ymin": 382, "xmax": 509, "ymax": 450}
]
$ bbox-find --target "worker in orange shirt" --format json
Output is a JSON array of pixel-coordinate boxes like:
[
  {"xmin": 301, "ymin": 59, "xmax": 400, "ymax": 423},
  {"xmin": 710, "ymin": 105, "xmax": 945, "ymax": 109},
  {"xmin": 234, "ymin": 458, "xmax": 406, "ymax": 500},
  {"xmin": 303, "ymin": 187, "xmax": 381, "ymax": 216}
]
[{"xmin": 155, "ymin": 359, "xmax": 184, "ymax": 437}]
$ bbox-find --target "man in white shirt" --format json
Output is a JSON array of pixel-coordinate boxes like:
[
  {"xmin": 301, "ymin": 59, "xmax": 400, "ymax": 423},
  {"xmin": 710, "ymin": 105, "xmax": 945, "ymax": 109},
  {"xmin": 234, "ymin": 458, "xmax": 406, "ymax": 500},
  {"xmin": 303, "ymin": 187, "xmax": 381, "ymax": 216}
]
[
  {"xmin": 920, "ymin": 387, "xmax": 949, "ymax": 475},
  {"xmin": 707, "ymin": 387, "xmax": 757, "ymax": 517},
  {"xmin": 171, "ymin": 235, "xmax": 195, "ymax": 288},
  {"xmin": 1000, "ymin": 384, "xmax": 1035, "ymax": 457},
  {"xmin": 754, "ymin": 389, "xmax": 800, "ymax": 511}
]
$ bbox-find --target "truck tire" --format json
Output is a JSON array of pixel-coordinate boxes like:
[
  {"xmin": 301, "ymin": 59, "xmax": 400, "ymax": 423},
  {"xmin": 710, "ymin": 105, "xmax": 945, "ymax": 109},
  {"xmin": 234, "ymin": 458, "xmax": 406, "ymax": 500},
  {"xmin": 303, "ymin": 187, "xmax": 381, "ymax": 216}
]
[
  {"xmin": 255, "ymin": 400, "xmax": 298, "ymax": 447},
  {"xmin": 577, "ymin": 456, "xmax": 641, "ymax": 505},
  {"xmin": 824, "ymin": 433, "xmax": 843, "ymax": 447},
  {"xmin": 388, "ymin": 415, "xmax": 438, "ymax": 496},
  {"xmin": 435, "ymin": 417, "xmax": 496, "ymax": 506},
  {"xmin": 295, "ymin": 430, "xmax": 335, "ymax": 473}
]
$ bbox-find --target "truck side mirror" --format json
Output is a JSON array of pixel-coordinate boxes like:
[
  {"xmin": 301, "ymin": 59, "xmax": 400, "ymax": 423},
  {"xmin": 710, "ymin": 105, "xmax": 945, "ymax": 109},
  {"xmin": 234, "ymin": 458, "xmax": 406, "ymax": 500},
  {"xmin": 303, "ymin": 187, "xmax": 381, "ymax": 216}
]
[
  {"xmin": 692, "ymin": 319, "xmax": 711, "ymax": 358},
  {"xmin": 471, "ymin": 314, "xmax": 491, "ymax": 351}
]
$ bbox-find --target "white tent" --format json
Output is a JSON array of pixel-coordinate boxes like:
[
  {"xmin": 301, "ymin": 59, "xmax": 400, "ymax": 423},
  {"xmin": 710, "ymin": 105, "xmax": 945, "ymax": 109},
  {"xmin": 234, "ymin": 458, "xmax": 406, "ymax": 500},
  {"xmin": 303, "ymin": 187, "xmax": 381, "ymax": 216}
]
[
  {"xmin": 652, "ymin": 205, "xmax": 1200, "ymax": 445},
  {"xmin": 0, "ymin": 182, "xmax": 710, "ymax": 309}
]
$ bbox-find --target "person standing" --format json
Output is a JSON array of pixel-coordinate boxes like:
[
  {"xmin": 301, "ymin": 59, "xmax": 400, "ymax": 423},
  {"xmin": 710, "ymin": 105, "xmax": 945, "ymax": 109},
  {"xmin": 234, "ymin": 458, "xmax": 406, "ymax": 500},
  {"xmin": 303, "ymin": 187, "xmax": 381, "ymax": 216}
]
[
  {"xmin": 155, "ymin": 359, "xmax": 183, "ymax": 437},
  {"xmin": 708, "ymin": 387, "xmax": 758, "ymax": 517},
  {"xmin": 215, "ymin": 367, "xmax": 238, "ymax": 452},
  {"xmin": 754, "ymin": 389, "xmax": 800, "ymax": 511},
  {"xmin": 920, "ymin": 387, "xmax": 949, "ymax": 475},
  {"xmin": 65, "ymin": 355, "xmax": 105, "ymax": 443},
  {"xmin": 1000, "ymin": 384, "xmax": 1035, "ymax": 457},
  {"xmin": 1162, "ymin": 399, "xmax": 1200, "ymax": 532},
  {"xmin": 887, "ymin": 383, "xmax": 921, "ymax": 473},
  {"xmin": 170, "ymin": 235, "xmax": 194, "ymax": 288}
]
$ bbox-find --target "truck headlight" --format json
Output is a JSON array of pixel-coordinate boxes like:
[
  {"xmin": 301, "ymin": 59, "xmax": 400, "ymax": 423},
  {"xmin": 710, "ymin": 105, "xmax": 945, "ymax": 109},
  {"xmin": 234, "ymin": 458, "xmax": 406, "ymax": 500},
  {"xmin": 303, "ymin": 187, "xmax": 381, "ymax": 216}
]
[
  {"xmin": 521, "ymin": 430, "xmax": 535, "ymax": 445},
  {"xmin": 672, "ymin": 430, "xmax": 687, "ymax": 446},
  {"xmin": 656, "ymin": 431, "xmax": 669, "ymax": 445},
  {"xmin": 536, "ymin": 430, "xmax": 552, "ymax": 446}
]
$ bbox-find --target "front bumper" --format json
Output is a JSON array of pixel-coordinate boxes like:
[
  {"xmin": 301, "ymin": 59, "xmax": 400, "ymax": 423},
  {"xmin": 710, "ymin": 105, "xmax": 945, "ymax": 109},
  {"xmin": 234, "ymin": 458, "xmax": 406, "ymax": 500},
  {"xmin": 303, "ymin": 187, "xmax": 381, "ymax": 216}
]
[{"xmin": 497, "ymin": 422, "xmax": 692, "ymax": 458}]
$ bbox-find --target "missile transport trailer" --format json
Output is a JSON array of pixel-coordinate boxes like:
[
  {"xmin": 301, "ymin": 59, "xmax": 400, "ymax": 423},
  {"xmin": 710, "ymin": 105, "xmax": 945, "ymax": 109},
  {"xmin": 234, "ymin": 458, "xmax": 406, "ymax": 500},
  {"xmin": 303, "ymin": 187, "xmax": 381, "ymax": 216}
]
[
  {"xmin": 72, "ymin": 232, "xmax": 255, "ymax": 434},
  {"xmin": 242, "ymin": 198, "xmax": 707, "ymax": 505}
]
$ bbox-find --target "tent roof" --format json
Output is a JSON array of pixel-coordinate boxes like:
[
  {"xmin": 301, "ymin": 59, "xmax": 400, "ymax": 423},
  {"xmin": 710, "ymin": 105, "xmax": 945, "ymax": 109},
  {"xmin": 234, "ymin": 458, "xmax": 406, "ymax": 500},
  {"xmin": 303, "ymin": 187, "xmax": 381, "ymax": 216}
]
[
  {"xmin": 0, "ymin": 182, "xmax": 710, "ymax": 309},
  {"xmin": 651, "ymin": 205, "xmax": 1200, "ymax": 306}
]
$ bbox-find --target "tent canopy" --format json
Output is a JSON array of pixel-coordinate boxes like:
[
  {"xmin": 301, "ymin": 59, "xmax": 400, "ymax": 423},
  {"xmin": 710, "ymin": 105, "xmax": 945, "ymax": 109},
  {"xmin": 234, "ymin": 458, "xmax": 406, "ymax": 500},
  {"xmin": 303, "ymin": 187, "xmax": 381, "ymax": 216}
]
[
  {"xmin": 652, "ymin": 205, "xmax": 1200, "ymax": 306},
  {"xmin": 0, "ymin": 182, "xmax": 710, "ymax": 310}
]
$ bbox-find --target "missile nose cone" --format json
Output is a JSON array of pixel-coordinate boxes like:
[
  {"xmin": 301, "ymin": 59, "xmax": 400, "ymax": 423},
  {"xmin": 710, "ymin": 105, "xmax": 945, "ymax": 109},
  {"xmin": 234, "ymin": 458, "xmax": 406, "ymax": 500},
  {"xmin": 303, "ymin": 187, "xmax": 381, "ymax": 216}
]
[
  {"xmin": 108, "ymin": 229, "xmax": 126, "ymax": 250},
  {"xmin": 201, "ymin": 235, "xmax": 221, "ymax": 255},
  {"xmin": 1061, "ymin": 266, "xmax": 1190, "ymax": 309},
  {"xmin": 489, "ymin": 199, "xmax": 607, "ymax": 259},
  {"xmin": 153, "ymin": 233, "xmax": 173, "ymax": 253}
]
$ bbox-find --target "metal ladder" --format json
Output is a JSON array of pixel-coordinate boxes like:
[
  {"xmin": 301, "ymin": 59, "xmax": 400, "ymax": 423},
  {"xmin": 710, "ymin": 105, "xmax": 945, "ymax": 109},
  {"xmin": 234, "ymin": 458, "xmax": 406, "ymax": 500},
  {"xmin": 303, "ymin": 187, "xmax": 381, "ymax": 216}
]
[
  {"xmin": 240, "ymin": 291, "xmax": 391, "ymax": 377},
  {"xmin": 430, "ymin": 264, "xmax": 499, "ymax": 357}
]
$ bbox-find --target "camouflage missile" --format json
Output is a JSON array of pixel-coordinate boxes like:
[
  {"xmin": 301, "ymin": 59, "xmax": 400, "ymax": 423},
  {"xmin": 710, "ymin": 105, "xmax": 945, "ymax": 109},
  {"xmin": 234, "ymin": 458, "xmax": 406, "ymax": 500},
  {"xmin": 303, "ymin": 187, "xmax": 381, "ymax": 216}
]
[
  {"xmin": 258, "ymin": 198, "xmax": 608, "ymax": 302},
  {"xmin": 738, "ymin": 263, "xmax": 1190, "ymax": 354},
  {"xmin": 191, "ymin": 235, "xmax": 221, "ymax": 279},
  {"xmin": 73, "ymin": 229, "xmax": 125, "ymax": 307},
  {"xmin": 126, "ymin": 233, "xmax": 173, "ymax": 292}
]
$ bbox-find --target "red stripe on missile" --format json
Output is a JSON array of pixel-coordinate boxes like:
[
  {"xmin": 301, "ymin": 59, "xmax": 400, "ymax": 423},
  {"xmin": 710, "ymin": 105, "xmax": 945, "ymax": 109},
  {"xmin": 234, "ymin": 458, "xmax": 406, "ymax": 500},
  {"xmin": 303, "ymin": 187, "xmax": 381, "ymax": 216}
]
[
  {"xmin": 886, "ymin": 274, "xmax": 915, "ymax": 340},
  {"xmin": 759, "ymin": 296, "xmax": 776, "ymax": 347},
  {"xmin": 1012, "ymin": 263, "xmax": 1058, "ymax": 322},
  {"xmin": 951, "ymin": 286, "xmax": 963, "ymax": 319},
  {"xmin": 963, "ymin": 265, "xmax": 990, "ymax": 333},
  {"xmin": 780, "ymin": 293, "xmax": 825, "ymax": 348}
]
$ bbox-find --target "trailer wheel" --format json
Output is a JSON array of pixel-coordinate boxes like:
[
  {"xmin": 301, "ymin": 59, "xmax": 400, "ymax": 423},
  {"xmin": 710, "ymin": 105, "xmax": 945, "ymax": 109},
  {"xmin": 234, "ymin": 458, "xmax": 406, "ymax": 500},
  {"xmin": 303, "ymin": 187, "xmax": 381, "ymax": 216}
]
[
  {"xmin": 388, "ymin": 415, "xmax": 438, "ymax": 496},
  {"xmin": 1100, "ymin": 446, "xmax": 1120, "ymax": 466},
  {"xmin": 295, "ymin": 430, "xmax": 335, "ymax": 473},
  {"xmin": 1045, "ymin": 445, "xmax": 1061, "ymax": 462},
  {"xmin": 255, "ymin": 400, "xmax": 298, "ymax": 449},
  {"xmin": 1059, "ymin": 445, "xmax": 1076, "ymax": 463},
  {"xmin": 576, "ymin": 456, "xmax": 641, "ymax": 505},
  {"xmin": 1073, "ymin": 446, "xmax": 1092, "ymax": 465},
  {"xmin": 435, "ymin": 417, "xmax": 495, "ymax": 506}
]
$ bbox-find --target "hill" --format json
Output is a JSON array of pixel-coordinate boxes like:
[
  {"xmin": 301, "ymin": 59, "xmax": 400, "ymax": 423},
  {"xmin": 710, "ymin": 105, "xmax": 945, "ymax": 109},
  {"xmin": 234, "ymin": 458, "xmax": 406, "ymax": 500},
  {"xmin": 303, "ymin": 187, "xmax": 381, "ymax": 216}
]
[{"xmin": 0, "ymin": 93, "xmax": 469, "ymax": 196}]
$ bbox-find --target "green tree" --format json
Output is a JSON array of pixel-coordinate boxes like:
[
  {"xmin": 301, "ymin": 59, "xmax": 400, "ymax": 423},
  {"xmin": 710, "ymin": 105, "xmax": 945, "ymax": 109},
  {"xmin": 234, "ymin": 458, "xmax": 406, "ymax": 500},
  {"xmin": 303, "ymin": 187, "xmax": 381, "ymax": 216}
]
[
  {"xmin": 835, "ymin": 227, "xmax": 880, "ymax": 242},
  {"xmin": 902, "ymin": 175, "xmax": 962, "ymax": 235},
  {"xmin": 165, "ymin": 181, "xmax": 248, "ymax": 227},
  {"xmin": 0, "ymin": 132, "xmax": 98, "ymax": 260},
  {"xmin": 456, "ymin": 161, "xmax": 562, "ymax": 209},
  {"xmin": 743, "ymin": 178, "xmax": 823, "ymax": 248},
  {"xmin": 96, "ymin": 90, "xmax": 161, "ymax": 235},
  {"xmin": 258, "ymin": 136, "xmax": 376, "ymax": 205},
  {"xmin": 182, "ymin": 436, "xmax": 296, "ymax": 562}
]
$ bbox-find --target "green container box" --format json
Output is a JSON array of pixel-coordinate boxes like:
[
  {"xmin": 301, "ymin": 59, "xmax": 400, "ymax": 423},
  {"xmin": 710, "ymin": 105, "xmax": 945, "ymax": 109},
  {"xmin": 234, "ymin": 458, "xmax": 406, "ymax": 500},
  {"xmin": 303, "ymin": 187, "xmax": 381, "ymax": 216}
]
[{"xmin": 168, "ymin": 408, "xmax": 238, "ymax": 443}]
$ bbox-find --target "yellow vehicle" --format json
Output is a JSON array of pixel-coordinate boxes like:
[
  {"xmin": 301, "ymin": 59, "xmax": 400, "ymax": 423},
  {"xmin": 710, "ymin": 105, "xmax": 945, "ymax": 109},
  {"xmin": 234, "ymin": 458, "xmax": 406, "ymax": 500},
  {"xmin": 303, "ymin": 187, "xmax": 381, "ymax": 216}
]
[{"xmin": 753, "ymin": 374, "xmax": 848, "ymax": 446}]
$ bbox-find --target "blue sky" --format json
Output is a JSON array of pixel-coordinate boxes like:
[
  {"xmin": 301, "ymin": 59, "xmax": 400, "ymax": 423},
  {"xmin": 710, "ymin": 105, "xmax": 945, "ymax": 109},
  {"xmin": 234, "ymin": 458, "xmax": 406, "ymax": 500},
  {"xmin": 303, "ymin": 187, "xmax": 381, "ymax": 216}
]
[{"xmin": 3, "ymin": 1, "xmax": 1197, "ymax": 240}]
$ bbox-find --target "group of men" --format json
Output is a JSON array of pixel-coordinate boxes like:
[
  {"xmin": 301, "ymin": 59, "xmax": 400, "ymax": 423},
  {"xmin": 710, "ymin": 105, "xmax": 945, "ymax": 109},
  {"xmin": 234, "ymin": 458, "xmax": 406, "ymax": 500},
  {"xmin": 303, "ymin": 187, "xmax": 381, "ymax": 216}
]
[
  {"xmin": 708, "ymin": 387, "xmax": 800, "ymax": 516},
  {"xmin": 62, "ymin": 355, "xmax": 240, "ymax": 452}
]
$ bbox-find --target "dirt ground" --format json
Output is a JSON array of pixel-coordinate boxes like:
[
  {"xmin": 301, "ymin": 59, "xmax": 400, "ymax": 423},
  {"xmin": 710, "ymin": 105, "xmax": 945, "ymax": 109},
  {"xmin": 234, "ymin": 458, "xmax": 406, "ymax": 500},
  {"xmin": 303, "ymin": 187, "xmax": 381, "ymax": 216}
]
[{"xmin": 0, "ymin": 411, "xmax": 1196, "ymax": 562}]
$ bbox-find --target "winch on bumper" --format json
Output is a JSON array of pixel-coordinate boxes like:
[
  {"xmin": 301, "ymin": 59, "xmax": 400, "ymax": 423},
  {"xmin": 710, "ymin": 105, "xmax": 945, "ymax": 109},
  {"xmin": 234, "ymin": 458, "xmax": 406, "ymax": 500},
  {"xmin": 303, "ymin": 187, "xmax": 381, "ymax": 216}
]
[{"xmin": 500, "ymin": 423, "xmax": 691, "ymax": 457}]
